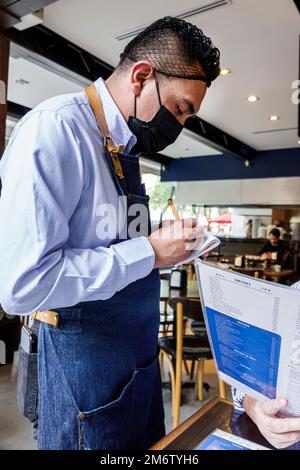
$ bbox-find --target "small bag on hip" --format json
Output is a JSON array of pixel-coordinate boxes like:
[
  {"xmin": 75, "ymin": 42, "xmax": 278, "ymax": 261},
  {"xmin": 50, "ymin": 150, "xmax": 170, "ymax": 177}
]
[{"xmin": 17, "ymin": 324, "xmax": 39, "ymax": 422}]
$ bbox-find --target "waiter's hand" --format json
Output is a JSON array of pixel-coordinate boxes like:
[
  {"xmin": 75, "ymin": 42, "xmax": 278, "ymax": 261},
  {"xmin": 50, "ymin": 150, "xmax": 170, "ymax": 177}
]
[
  {"xmin": 244, "ymin": 395, "xmax": 300, "ymax": 449},
  {"xmin": 148, "ymin": 218, "xmax": 204, "ymax": 268}
]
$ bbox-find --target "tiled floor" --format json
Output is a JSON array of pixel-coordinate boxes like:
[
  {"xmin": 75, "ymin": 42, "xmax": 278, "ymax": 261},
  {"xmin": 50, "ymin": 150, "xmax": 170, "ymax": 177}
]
[
  {"xmin": 0, "ymin": 362, "xmax": 36, "ymax": 450},
  {"xmin": 0, "ymin": 356, "xmax": 229, "ymax": 450}
]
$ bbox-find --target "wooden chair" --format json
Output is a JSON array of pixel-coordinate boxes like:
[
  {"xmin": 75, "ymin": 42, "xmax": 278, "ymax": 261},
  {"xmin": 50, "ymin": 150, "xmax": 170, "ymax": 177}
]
[
  {"xmin": 159, "ymin": 297, "xmax": 174, "ymax": 337},
  {"xmin": 159, "ymin": 297, "xmax": 226, "ymax": 429},
  {"xmin": 190, "ymin": 319, "xmax": 226, "ymax": 400}
]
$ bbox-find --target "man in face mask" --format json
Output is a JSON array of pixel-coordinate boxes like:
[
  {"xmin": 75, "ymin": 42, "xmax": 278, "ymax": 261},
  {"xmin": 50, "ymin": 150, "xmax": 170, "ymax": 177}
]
[
  {"xmin": 0, "ymin": 17, "xmax": 220, "ymax": 450},
  {"xmin": 108, "ymin": 17, "xmax": 220, "ymax": 155}
]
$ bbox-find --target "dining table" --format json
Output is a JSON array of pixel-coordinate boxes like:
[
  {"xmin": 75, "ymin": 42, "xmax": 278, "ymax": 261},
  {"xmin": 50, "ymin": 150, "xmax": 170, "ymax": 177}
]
[
  {"xmin": 216, "ymin": 263, "xmax": 295, "ymax": 282},
  {"xmin": 151, "ymin": 397, "xmax": 273, "ymax": 450}
]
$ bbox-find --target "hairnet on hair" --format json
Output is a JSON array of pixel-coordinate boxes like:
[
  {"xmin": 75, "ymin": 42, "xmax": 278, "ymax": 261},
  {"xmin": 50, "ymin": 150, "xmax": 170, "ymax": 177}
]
[{"xmin": 119, "ymin": 16, "xmax": 221, "ymax": 87}]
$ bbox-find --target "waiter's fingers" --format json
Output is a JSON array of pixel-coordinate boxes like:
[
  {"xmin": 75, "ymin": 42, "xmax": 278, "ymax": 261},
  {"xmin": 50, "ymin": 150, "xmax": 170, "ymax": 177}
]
[
  {"xmin": 184, "ymin": 226, "xmax": 204, "ymax": 241},
  {"xmin": 182, "ymin": 218, "xmax": 197, "ymax": 228}
]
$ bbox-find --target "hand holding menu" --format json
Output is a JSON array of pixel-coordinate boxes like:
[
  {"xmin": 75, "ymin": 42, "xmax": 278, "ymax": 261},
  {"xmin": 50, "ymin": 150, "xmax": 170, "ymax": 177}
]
[{"xmin": 195, "ymin": 260, "xmax": 300, "ymax": 417}]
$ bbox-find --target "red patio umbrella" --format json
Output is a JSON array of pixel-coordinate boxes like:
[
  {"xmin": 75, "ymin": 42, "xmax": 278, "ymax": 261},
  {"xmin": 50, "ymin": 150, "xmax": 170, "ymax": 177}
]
[{"xmin": 208, "ymin": 213, "xmax": 232, "ymax": 224}]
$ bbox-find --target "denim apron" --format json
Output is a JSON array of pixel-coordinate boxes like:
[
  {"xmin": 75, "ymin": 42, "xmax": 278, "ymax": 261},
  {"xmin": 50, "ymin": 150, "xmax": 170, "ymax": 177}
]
[{"xmin": 37, "ymin": 100, "xmax": 165, "ymax": 450}]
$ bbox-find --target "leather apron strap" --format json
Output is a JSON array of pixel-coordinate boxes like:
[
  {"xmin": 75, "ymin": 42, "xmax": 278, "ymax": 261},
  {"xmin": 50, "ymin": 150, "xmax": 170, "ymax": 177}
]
[
  {"xmin": 85, "ymin": 83, "xmax": 125, "ymax": 180},
  {"xmin": 32, "ymin": 84, "xmax": 128, "ymax": 328}
]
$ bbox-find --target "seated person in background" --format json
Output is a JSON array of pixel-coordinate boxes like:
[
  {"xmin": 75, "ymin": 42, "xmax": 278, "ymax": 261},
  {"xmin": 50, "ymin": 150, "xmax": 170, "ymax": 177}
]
[
  {"xmin": 258, "ymin": 228, "xmax": 293, "ymax": 268},
  {"xmin": 232, "ymin": 280, "xmax": 300, "ymax": 449}
]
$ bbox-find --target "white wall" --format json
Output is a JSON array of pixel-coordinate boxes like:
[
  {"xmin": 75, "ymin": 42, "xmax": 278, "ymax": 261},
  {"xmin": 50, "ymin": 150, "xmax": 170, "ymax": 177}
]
[{"xmin": 175, "ymin": 177, "xmax": 300, "ymax": 206}]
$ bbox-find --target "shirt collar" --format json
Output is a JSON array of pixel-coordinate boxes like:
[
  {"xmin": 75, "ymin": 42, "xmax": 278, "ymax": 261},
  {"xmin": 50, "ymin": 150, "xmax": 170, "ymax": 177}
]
[{"xmin": 94, "ymin": 77, "xmax": 137, "ymax": 154}]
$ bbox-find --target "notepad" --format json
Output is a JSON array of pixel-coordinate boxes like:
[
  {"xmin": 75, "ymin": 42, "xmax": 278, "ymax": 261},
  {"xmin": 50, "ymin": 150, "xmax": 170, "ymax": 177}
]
[{"xmin": 175, "ymin": 231, "xmax": 220, "ymax": 266}]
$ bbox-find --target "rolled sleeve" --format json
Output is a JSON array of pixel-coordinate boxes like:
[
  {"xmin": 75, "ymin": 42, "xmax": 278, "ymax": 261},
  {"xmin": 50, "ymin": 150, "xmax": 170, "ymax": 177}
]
[{"xmin": 231, "ymin": 387, "xmax": 246, "ymax": 413}]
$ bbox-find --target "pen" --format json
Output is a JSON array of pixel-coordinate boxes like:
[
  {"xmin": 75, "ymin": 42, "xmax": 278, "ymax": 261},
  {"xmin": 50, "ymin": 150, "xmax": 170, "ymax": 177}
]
[
  {"xmin": 159, "ymin": 186, "xmax": 181, "ymax": 227},
  {"xmin": 168, "ymin": 198, "xmax": 181, "ymax": 221}
]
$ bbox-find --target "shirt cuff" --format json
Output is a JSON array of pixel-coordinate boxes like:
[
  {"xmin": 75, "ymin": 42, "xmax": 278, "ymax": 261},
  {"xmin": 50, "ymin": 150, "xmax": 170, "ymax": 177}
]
[
  {"xmin": 111, "ymin": 236, "xmax": 155, "ymax": 286},
  {"xmin": 231, "ymin": 387, "xmax": 246, "ymax": 413}
]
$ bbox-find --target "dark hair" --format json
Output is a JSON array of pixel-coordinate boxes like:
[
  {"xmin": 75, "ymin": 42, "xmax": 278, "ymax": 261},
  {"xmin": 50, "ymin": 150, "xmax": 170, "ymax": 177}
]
[
  {"xmin": 269, "ymin": 228, "xmax": 280, "ymax": 238},
  {"xmin": 117, "ymin": 16, "xmax": 220, "ymax": 87}
]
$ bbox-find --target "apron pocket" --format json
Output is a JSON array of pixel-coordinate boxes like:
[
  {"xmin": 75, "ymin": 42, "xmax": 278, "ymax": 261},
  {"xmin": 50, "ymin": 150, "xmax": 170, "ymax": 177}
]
[
  {"xmin": 77, "ymin": 353, "xmax": 163, "ymax": 450},
  {"xmin": 17, "ymin": 345, "xmax": 38, "ymax": 422}
]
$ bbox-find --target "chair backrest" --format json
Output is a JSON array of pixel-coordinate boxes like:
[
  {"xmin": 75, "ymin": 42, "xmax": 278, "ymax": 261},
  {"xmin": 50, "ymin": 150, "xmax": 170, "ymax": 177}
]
[{"xmin": 168, "ymin": 297, "xmax": 205, "ymax": 323}]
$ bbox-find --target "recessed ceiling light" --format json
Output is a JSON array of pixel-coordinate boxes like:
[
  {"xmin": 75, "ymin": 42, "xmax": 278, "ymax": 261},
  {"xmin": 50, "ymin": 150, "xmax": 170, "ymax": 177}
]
[
  {"xmin": 16, "ymin": 78, "xmax": 30, "ymax": 85},
  {"xmin": 220, "ymin": 68, "xmax": 231, "ymax": 76},
  {"xmin": 298, "ymin": 140, "xmax": 300, "ymax": 144},
  {"xmin": 247, "ymin": 95, "xmax": 260, "ymax": 103},
  {"xmin": 269, "ymin": 115, "xmax": 280, "ymax": 121}
]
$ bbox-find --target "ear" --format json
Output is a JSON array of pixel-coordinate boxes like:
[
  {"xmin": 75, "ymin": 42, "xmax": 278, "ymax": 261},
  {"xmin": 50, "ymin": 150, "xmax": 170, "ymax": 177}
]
[{"xmin": 130, "ymin": 61, "xmax": 154, "ymax": 97}]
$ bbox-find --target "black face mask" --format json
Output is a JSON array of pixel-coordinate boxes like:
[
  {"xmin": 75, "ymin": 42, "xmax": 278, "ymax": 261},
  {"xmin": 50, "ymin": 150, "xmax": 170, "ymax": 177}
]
[{"xmin": 128, "ymin": 76, "xmax": 183, "ymax": 154}]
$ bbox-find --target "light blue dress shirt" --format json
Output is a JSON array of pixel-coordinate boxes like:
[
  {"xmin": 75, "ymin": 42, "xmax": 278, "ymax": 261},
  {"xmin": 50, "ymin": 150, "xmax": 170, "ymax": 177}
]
[{"xmin": 0, "ymin": 78, "xmax": 155, "ymax": 315}]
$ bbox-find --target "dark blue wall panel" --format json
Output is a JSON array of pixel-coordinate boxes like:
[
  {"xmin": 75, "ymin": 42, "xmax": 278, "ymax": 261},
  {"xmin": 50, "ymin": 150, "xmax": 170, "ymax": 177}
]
[{"xmin": 161, "ymin": 147, "xmax": 300, "ymax": 182}]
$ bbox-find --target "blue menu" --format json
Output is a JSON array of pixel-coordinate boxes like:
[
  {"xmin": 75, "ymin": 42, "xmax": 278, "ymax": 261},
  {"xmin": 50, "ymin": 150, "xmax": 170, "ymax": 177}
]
[
  {"xmin": 206, "ymin": 307, "xmax": 281, "ymax": 398},
  {"xmin": 194, "ymin": 430, "xmax": 268, "ymax": 450}
]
